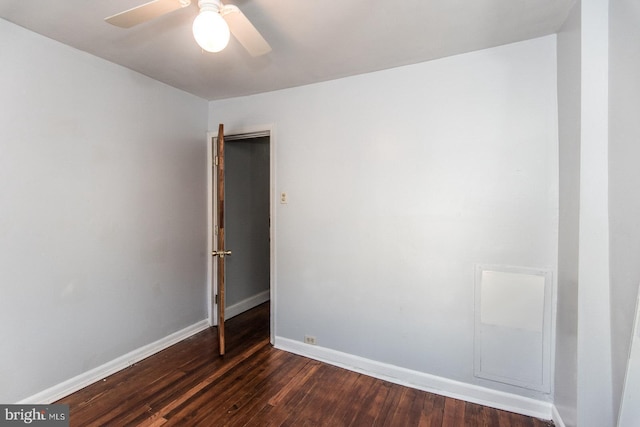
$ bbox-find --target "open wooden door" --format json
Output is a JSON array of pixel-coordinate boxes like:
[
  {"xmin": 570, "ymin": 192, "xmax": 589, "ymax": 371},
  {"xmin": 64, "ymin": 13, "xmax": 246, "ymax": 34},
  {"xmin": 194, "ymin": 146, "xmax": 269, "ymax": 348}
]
[{"xmin": 212, "ymin": 123, "xmax": 231, "ymax": 356}]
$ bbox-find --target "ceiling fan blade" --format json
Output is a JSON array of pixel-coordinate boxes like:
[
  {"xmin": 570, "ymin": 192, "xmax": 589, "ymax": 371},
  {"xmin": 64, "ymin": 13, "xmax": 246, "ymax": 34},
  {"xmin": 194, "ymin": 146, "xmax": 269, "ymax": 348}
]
[
  {"xmin": 105, "ymin": 0, "xmax": 190, "ymax": 28},
  {"xmin": 222, "ymin": 5, "xmax": 271, "ymax": 57}
]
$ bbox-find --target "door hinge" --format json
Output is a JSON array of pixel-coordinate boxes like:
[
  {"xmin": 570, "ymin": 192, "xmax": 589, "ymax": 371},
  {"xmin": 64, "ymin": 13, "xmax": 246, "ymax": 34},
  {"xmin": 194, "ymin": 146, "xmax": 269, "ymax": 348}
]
[
  {"xmin": 215, "ymin": 155, "xmax": 219, "ymax": 166},
  {"xmin": 214, "ymin": 225, "xmax": 219, "ymax": 235},
  {"xmin": 215, "ymin": 294, "xmax": 219, "ymax": 305}
]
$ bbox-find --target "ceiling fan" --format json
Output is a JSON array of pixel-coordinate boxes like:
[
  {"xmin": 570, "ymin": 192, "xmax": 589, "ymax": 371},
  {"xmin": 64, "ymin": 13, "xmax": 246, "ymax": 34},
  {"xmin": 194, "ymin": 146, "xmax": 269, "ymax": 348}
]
[{"xmin": 105, "ymin": 0, "xmax": 271, "ymax": 56}]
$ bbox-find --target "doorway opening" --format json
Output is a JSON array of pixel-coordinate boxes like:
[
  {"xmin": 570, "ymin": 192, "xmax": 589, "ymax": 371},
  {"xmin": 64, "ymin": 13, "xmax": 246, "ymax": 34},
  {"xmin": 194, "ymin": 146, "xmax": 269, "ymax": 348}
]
[{"xmin": 207, "ymin": 127, "xmax": 274, "ymax": 347}]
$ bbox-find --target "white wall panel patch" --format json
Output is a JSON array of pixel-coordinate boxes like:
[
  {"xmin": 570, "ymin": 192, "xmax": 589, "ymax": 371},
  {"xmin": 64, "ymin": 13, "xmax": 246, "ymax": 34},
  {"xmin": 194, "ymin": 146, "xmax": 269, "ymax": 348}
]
[
  {"xmin": 480, "ymin": 271, "xmax": 546, "ymax": 332},
  {"xmin": 475, "ymin": 265, "xmax": 552, "ymax": 393}
]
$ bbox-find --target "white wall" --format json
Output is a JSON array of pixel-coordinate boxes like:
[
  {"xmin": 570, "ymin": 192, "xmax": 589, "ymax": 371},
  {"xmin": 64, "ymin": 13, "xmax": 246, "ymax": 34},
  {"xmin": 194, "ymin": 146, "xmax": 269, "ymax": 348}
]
[
  {"xmin": 210, "ymin": 36, "xmax": 559, "ymax": 401},
  {"xmin": 618, "ymin": 294, "xmax": 640, "ymax": 426},
  {"xmin": 608, "ymin": 0, "xmax": 640, "ymax": 422},
  {"xmin": 554, "ymin": 2, "xmax": 581, "ymax": 425},
  {"xmin": 0, "ymin": 19, "xmax": 208, "ymax": 403},
  {"xmin": 576, "ymin": 0, "xmax": 614, "ymax": 425},
  {"xmin": 554, "ymin": 1, "xmax": 640, "ymax": 424}
]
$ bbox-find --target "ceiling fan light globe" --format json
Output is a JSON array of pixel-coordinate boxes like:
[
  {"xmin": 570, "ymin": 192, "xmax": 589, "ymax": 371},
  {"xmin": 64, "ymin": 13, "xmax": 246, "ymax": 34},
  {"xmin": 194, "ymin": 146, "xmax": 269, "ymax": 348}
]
[{"xmin": 192, "ymin": 10, "xmax": 230, "ymax": 53}]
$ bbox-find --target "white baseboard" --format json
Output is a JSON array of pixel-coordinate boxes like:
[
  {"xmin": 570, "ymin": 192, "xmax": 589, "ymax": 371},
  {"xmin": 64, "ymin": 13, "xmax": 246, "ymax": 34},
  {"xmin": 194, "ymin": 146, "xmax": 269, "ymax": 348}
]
[
  {"xmin": 552, "ymin": 405, "xmax": 567, "ymax": 427},
  {"xmin": 275, "ymin": 337, "xmax": 553, "ymax": 421},
  {"xmin": 18, "ymin": 320, "xmax": 210, "ymax": 404},
  {"xmin": 225, "ymin": 290, "xmax": 270, "ymax": 320}
]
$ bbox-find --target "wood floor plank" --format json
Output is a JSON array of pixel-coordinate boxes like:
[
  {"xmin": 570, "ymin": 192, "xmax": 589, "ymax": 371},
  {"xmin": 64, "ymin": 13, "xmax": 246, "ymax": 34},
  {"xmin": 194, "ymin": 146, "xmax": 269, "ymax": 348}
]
[
  {"xmin": 464, "ymin": 401, "xmax": 498, "ymax": 427},
  {"xmin": 267, "ymin": 359, "xmax": 322, "ymax": 407},
  {"xmin": 282, "ymin": 364, "xmax": 358, "ymax": 426},
  {"xmin": 135, "ymin": 337, "xmax": 272, "ymax": 426},
  {"xmin": 419, "ymin": 393, "xmax": 446, "ymax": 426},
  {"xmin": 242, "ymin": 360, "xmax": 327, "ymax": 427},
  {"xmin": 179, "ymin": 349, "xmax": 293, "ymax": 426},
  {"xmin": 57, "ymin": 302, "xmax": 554, "ymax": 427},
  {"xmin": 442, "ymin": 397, "xmax": 466, "ymax": 426},
  {"xmin": 372, "ymin": 381, "xmax": 405, "ymax": 425},
  {"xmin": 388, "ymin": 386, "xmax": 426, "ymax": 426},
  {"xmin": 224, "ymin": 354, "xmax": 311, "ymax": 427},
  {"xmin": 319, "ymin": 372, "xmax": 374, "ymax": 426},
  {"xmin": 160, "ymin": 344, "xmax": 279, "ymax": 426},
  {"xmin": 309, "ymin": 365, "xmax": 358, "ymax": 425},
  {"xmin": 344, "ymin": 377, "xmax": 392, "ymax": 426}
]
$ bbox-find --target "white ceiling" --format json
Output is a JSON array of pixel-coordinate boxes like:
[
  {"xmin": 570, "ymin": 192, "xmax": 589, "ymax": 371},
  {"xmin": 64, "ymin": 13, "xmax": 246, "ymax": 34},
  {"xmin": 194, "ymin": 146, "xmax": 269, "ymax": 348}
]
[{"xmin": 0, "ymin": 0, "xmax": 574, "ymax": 101}]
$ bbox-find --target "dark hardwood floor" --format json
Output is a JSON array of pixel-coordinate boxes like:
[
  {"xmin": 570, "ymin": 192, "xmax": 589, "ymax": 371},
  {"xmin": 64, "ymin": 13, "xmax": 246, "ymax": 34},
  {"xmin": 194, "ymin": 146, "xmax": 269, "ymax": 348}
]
[{"xmin": 58, "ymin": 303, "xmax": 553, "ymax": 426}]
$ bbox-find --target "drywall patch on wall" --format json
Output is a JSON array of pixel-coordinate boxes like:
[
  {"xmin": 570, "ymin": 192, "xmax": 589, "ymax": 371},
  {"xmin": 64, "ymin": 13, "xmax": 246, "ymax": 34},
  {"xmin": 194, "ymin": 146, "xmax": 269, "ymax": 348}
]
[{"xmin": 474, "ymin": 265, "xmax": 552, "ymax": 392}]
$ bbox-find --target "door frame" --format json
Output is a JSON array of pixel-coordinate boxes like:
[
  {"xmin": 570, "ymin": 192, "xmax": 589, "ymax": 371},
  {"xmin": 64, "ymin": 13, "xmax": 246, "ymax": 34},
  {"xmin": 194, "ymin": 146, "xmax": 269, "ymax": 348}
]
[{"xmin": 207, "ymin": 124, "xmax": 276, "ymax": 345}]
